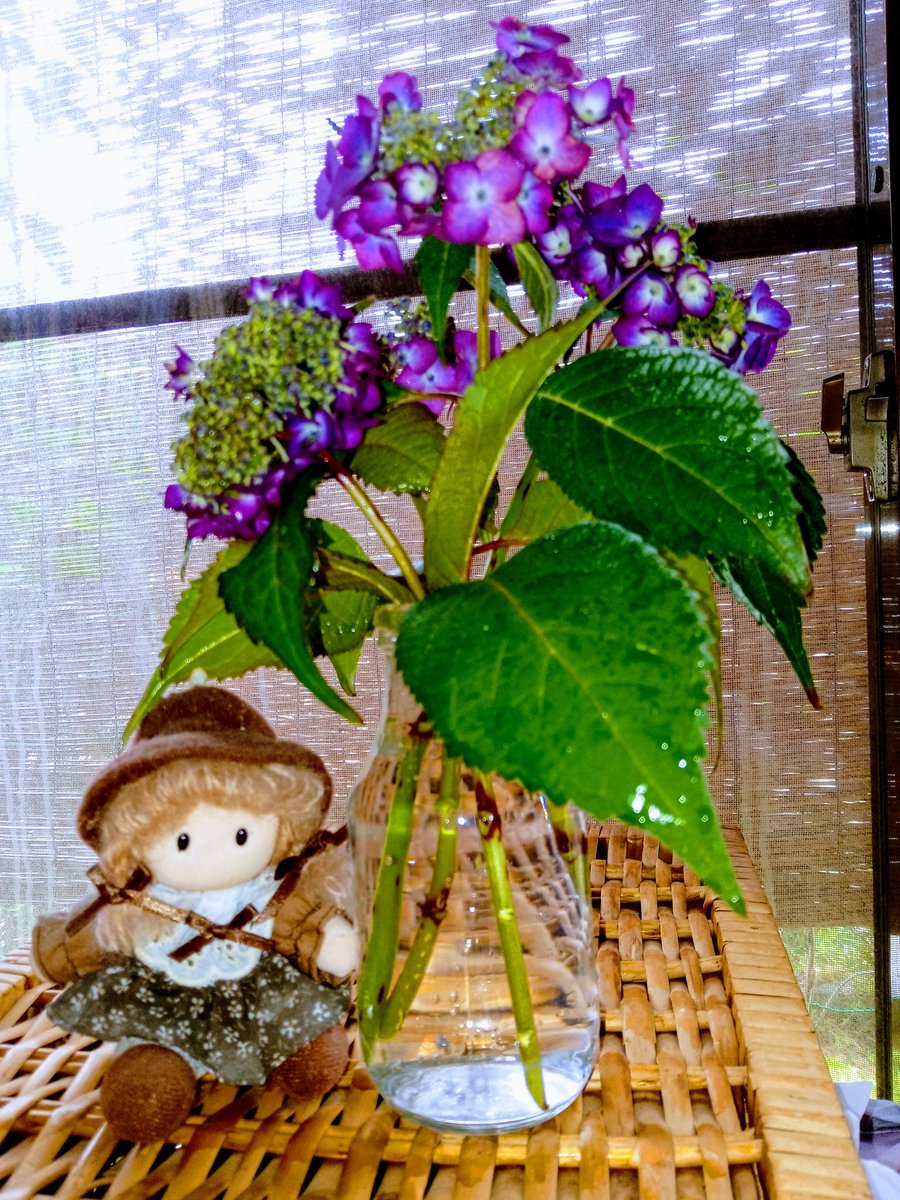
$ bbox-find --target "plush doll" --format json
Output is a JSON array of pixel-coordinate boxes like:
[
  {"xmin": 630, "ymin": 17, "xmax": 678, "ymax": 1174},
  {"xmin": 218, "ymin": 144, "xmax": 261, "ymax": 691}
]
[{"xmin": 32, "ymin": 686, "xmax": 359, "ymax": 1144}]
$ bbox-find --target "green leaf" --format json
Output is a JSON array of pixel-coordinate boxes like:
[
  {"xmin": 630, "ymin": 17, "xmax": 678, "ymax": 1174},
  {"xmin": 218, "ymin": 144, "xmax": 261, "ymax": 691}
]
[
  {"xmin": 783, "ymin": 441, "xmax": 826, "ymax": 564},
  {"xmin": 424, "ymin": 299, "xmax": 602, "ymax": 589},
  {"xmin": 317, "ymin": 548, "xmax": 414, "ymax": 604},
  {"xmin": 710, "ymin": 554, "xmax": 820, "ymax": 708},
  {"xmin": 307, "ymin": 519, "xmax": 378, "ymax": 679},
  {"xmin": 499, "ymin": 475, "xmax": 592, "ymax": 545},
  {"xmin": 463, "ymin": 262, "xmax": 529, "ymax": 336},
  {"xmin": 513, "ymin": 242, "xmax": 558, "ymax": 332},
  {"xmin": 527, "ymin": 347, "xmax": 811, "ymax": 597},
  {"xmin": 350, "ymin": 404, "xmax": 446, "ymax": 495},
  {"xmin": 219, "ymin": 481, "xmax": 362, "ymax": 724},
  {"xmin": 666, "ymin": 552, "xmax": 724, "ymax": 764},
  {"xmin": 397, "ymin": 523, "xmax": 743, "ymax": 909},
  {"xmin": 124, "ymin": 542, "xmax": 281, "ymax": 741},
  {"xmin": 414, "ymin": 237, "xmax": 473, "ymax": 353}
]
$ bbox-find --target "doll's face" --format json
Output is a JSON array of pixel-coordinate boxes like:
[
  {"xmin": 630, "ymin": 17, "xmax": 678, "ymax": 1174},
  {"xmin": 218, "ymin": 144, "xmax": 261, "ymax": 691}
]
[{"xmin": 143, "ymin": 800, "xmax": 278, "ymax": 891}]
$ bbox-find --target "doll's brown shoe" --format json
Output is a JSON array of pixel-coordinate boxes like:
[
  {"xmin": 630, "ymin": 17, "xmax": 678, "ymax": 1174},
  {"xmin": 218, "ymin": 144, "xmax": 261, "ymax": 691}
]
[
  {"xmin": 267, "ymin": 1025, "xmax": 350, "ymax": 1101},
  {"xmin": 100, "ymin": 1044, "xmax": 197, "ymax": 1143}
]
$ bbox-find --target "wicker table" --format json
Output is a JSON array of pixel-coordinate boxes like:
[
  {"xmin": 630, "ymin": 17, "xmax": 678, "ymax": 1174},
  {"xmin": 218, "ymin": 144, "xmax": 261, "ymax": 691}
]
[{"xmin": 0, "ymin": 824, "xmax": 871, "ymax": 1199}]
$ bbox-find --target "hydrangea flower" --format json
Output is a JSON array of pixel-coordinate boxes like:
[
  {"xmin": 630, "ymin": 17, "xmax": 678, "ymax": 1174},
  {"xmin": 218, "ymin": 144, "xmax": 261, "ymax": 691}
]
[
  {"xmin": 509, "ymin": 91, "xmax": 591, "ymax": 183},
  {"xmin": 394, "ymin": 328, "xmax": 502, "ymax": 411},
  {"xmin": 165, "ymin": 272, "xmax": 385, "ymax": 540},
  {"xmin": 442, "ymin": 149, "xmax": 526, "ymax": 245}
]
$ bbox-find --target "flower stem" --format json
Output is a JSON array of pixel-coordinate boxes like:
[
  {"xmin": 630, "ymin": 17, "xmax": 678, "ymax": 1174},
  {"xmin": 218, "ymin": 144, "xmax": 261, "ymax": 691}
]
[
  {"xmin": 546, "ymin": 798, "xmax": 590, "ymax": 904},
  {"xmin": 475, "ymin": 245, "xmax": 492, "ymax": 372},
  {"xmin": 475, "ymin": 775, "xmax": 547, "ymax": 1111},
  {"xmin": 320, "ymin": 451, "xmax": 426, "ymax": 601},
  {"xmin": 379, "ymin": 754, "xmax": 461, "ymax": 1039},
  {"xmin": 356, "ymin": 729, "xmax": 429, "ymax": 1058}
]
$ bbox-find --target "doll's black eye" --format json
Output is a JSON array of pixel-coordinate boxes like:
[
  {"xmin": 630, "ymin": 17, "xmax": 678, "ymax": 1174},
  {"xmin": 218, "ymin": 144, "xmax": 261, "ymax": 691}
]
[
  {"xmin": 235, "ymin": 828, "xmax": 248, "ymax": 846},
  {"xmin": 177, "ymin": 833, "xmax": 190, "ymax": 851}
]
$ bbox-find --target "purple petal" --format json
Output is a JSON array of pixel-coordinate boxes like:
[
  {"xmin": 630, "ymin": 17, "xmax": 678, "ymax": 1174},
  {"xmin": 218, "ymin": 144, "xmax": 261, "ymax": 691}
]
[
  {"xmin": 612, "ymin": 316, "xmax": 676, "ymax": 347},
  {"xmin": 622, "ymin": 271, "xmax": 679, "ymax": 327},
  {"xmin": 493, "ymin": 16, "xmax": 569, "ymax": 58},
  {"xmin": 651, "ymin": 229, "xmax": 682, "ymax": 270},
  {"xmin": 295, "ymin": 270, "xmax": 352, "ymax": 319},
  {"xmin": 357, "ymin": 178, "xmax": 401, "ymax": 232},
  {"xmin": 588, "ymin": 183, "xmax": 663, "ymax": 245},
  {"xmin": 379, "ymin": 72, "xmax": 422, "ymax": 114},
  {"xmin": 396, "ymin": 335, "xmax": 439, "ymax": 374},
  {"xmin": 674, "ymin": 265, "xmax": 715, "ymax": 318},
  {"xmin": 509, "ymin": 91, "xmax": 589, "ymax": 183},
  {"xmin": 569, "ymin": 78, "xmax": 613, "ymax": 125},
  {"xmin": 582, "ymin": 176, "xmax": 627, "ymax": 211},
  {"xmin": 746, "ymin": 280, "xmax": 791, "ymax": 335},
  {"xmin": 335, "ymin": 210, "xmax": 404, "ymax": 272},
  {"xmin": 243, "ymin": 278, "xmax": 274, "ymax": 302},
  {"xmin": 518, "ymin": 172, "xmax": 553, "ymax": 235},
  {"xmin": 164, "ymin": 345, "xmax": 195, "ymax": 395},
  {"xmin": 395, "ymin": 162, "xmax": 440, "ymax": 207}
]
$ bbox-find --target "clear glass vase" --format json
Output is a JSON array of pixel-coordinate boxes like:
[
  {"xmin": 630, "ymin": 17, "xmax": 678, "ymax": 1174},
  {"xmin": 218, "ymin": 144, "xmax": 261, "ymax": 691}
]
[{"xmin": 349, "ymin": 622, "xmax": 599, "ymax": 1135}]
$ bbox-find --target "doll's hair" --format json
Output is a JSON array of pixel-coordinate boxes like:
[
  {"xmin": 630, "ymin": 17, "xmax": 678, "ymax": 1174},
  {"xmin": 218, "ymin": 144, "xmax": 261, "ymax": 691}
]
[{"xmin": 99, "ymin": 757, "xmax": 326, "ymax": 888}]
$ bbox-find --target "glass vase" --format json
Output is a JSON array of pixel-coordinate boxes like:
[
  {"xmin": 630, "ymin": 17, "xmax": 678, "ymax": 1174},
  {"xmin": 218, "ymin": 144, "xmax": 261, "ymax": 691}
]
[{"xmin": 349, "ymin": 622, "xmax": 599, "ymax": 1135}]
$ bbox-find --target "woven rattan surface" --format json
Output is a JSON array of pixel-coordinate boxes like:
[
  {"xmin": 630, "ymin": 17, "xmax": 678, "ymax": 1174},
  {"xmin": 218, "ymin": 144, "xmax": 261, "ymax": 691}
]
[{"xmin": 0, "ymin": 824, "xmax": 870, "ymax": 1199}]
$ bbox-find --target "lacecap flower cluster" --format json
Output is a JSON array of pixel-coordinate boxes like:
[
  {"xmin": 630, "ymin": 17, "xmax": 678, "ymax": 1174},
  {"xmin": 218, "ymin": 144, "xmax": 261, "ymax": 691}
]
[{"xmin": 316, "ymin": 16, "xmax": 789, "ymax": 368}]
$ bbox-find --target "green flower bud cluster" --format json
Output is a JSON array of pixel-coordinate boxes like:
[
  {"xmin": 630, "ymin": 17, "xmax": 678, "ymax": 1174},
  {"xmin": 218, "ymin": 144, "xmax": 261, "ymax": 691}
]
[
  {"xmin": 377, "ymin": 58, "xmax": 524, "ymax": 174},
  {"xmin": 172, "ymin": 302, "xmax": 346, "ymax": 497},
  {"xmin": 379, "ymin": 108, "xmax": 447, "ymax": 173},
  {"xmin": 452, "ymin": 57, "xmax": 524, "ymax": 159}
]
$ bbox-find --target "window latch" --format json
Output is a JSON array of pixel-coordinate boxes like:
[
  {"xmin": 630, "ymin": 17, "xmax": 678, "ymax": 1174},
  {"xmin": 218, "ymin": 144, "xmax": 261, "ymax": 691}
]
[{"xmin": 821, "ymin": 349, "xmax": 897, "ymax": 502}]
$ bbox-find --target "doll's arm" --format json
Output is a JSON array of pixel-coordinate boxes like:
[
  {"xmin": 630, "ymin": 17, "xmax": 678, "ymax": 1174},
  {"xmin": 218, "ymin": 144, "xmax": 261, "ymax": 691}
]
[
  {"xmin": 32, "ymin": 898, "xmax": 124, "ymax": 985},
  {"xmin": 272, "ymin": 843, "xmax": 359, "ymax": 987}
]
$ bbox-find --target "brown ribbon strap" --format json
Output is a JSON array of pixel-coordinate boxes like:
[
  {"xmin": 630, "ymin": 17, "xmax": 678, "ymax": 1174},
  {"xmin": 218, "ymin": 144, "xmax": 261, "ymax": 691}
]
[
  {"xmin": 68, "ymin": 823, "xmax": 350, "ymax": 964},
  {"xmin": 65, "ymin": 864, "xmax": 152, "ymax": 937}
]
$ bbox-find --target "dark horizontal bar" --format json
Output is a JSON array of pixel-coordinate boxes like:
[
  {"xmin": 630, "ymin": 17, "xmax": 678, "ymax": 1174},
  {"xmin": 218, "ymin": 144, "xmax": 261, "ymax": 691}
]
[{"xmin": 0, "ymin": 201, "xmax": 890, "ymax": 345}]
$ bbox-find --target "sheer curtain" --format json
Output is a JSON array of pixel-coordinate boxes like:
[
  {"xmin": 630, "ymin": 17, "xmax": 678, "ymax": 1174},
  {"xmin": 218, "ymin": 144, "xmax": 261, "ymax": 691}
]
[{"xmin": 0, "ymin": 0, "xmax": 873, "ymax": 1073}]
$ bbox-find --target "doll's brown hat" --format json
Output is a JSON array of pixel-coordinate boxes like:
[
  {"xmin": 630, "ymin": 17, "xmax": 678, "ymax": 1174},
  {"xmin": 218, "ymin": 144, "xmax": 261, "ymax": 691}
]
[{"xmin": 78, "ymin": 686, "xmax": 332, "ymax": 850}]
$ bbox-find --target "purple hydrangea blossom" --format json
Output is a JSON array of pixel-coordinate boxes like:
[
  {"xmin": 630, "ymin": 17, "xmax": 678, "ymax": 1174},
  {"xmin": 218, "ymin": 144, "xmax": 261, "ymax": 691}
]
[
  {"xmin": 335, "ymin": 208, "xmax": 404, "ymax": 272},
  {"xmin": 651, "ymin": 229, "xmax": 682, "ymax": 270},
  {"xmin": 587, "ymin": 182, "xmax": 663, "ymax": 245},
  {"xmin": 612, "ymin": 316, "xmax": 677, "ymax": 347},
  {"xmin": 493, "ymin": 17, "xmax": 582, "ymax": 86},
  {"xmin": 509, "ymin": 91, "xmax": 591, "ymax": 183},
  {"xmin": 441, "ymin": 149, "xmax": 526, "ymax": 245},
  {"xmin": 164, "ymin": 346, "xmax": 196, "ymax": 396},
  {"xmin": 621, "ymin": 270, "xmax": 679, "ymax": 327},
  {"xmin": 517, "ymin": 171, "xmax": 554, "ymax": 235},
  {"xmin": 396, "ymin": 328, "xmax": 502, "ymax": 411},
  {"xmin": 379, "ymin": 72, "xmax": 422, "ymax": 114},
  {"xmin": 492, "ymin": 17, "xmax": 569, "ymax": 58},
  {"xmin": 395, "ymin": 162, "xmax": 440, "ymax": 207},
  {"xmin": 315, "ymin": 96, "xmax": 380, "ymax": 223},
  {"xmin": 674, "ymin": 265, "xmax": 716, "ymax": 318},
  {"xmin": 568, "ymin": 78, "xmax": 613, "ymax": 126},
  {"xmin": 711, "ymin": 281, "xmax": 791, "ymax": 375}
]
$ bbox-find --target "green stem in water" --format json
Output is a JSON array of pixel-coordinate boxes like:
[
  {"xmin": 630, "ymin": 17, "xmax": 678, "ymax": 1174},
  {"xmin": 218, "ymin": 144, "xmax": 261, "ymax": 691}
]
[
  {"xmin": 379, "ymin": 754, "xmax": 461, "ymax": 1039},
  {"xmin": 546, "ymin": 798, "xmax": 590, "ymax": 906},
  {"xmin": 320, "ymin": 451, "xmax": 426, "ymax": 601},
  {"xmin": 475, "ymin": 245, "xmax": 492, "ymax": 372},
  {"xmin": 356, "ymin": 729, "xmax": 428, "ymax": 1057},
  {"xmin": 474, "ymin": 775, "xmax": 547, "ymax": 1111}
]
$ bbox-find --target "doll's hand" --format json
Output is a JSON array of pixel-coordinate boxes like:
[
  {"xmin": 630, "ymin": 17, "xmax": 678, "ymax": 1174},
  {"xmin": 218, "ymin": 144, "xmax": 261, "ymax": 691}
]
[
  {"xmin": 32, "ymin": 901, "xmax": 120, "ymax": 984},
  {"xmin": 273, "ymin": 899, "xmax": 358, "ymax": 986},
  {"xmin": 316, "ymin": 915, "xmax": 360, "ymax": 984}
]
